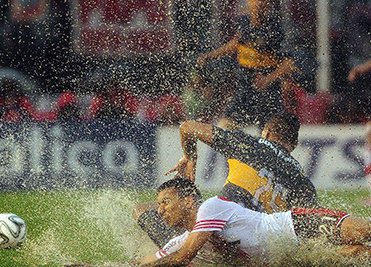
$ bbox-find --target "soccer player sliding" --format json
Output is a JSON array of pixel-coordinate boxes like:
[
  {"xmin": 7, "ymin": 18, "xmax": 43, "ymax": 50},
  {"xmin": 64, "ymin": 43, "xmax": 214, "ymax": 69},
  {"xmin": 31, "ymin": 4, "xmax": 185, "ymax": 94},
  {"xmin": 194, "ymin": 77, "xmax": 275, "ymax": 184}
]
[
  {"xmin": 135, "ymin": 178, "xmax": 371, "ymax": 266},
  {"xmin": 135, "ymin": 113, "xmax": 318, "ymax": 248}
]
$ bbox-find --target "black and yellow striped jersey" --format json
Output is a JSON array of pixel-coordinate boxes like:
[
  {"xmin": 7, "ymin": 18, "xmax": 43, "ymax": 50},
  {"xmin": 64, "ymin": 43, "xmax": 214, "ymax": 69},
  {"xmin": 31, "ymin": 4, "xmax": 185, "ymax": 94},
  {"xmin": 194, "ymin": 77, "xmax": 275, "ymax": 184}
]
[
  {"xmin": 211, "ymin": 126, "xmax": 318, "ymax": 213},
  {"xmin": 236, "ymin": 15, "xmax": 285, "ymax": 69}
]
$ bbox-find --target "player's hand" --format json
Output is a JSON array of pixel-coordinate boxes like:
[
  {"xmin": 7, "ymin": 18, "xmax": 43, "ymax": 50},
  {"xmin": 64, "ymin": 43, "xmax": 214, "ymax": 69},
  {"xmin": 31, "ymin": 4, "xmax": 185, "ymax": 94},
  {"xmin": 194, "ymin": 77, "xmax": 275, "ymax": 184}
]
[
  {"xmin": 165, "ymin": 156, "xmax": 196, "ymax": 182},
  {"xmin": 348, "ymin": 66, "xmax": 360, "ymax": 82}
]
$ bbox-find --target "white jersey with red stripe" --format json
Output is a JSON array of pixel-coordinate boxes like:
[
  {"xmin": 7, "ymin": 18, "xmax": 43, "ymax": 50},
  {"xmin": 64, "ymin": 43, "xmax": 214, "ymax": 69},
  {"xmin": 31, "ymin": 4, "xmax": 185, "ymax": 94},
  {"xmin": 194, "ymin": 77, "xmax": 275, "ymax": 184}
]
[{"xmin": 156, "ymin": 196, "xmax": 298, "ymax": 259}]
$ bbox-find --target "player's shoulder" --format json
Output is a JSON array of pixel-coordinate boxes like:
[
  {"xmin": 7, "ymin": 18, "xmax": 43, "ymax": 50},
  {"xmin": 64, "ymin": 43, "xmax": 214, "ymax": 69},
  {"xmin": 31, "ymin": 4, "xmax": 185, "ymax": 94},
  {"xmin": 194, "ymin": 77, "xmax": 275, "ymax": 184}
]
[
  {"xmin": 213, "ymin": 126, "xmax": 256, "ymax": 142},
  {"xmin": 200, "ymin": 196, "xmax": 220, "ymax": 208},
  {"xmin": 196, "ymin": 197, "xmax": 237, "ymax": 225},
  {"xmin": 200, "ymin": 196, "xmax": 237, "ymax": 211}
]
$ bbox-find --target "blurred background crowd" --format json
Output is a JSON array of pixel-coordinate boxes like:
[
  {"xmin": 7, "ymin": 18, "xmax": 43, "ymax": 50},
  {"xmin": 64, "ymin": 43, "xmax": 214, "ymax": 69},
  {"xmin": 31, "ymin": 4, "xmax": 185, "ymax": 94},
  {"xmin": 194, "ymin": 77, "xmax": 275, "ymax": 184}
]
[{"xmin": 0, "ymin": 0, "xmax": 369, "ymax": 125}]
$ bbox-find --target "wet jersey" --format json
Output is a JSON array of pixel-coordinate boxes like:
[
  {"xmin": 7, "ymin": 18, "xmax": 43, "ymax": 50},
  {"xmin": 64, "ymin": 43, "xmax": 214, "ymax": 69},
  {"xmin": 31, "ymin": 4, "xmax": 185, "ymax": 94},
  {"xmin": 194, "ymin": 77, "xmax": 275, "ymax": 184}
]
[
  {"xmin": 155, "ymin": 231, "xmax": 190, "ymax": 259},
  {"xmin": 155, "ymin": 197, "xmax": 298, "ymax": 259},
  {"xmin": 212, "ymin": 126, "xmax": 318, "ymax": 212},
  {"xmin": 236, "ymin": 15, "xmax": 284, "ymax": 69}
]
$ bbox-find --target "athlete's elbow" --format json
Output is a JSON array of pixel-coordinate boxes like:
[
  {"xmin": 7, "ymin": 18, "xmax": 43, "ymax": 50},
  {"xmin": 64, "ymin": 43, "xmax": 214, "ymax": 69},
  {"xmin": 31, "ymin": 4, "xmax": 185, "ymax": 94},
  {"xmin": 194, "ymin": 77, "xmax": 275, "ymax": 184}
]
[{"xmin": 180, "ymin": 120, "xmax": 196, "ymax": 134}]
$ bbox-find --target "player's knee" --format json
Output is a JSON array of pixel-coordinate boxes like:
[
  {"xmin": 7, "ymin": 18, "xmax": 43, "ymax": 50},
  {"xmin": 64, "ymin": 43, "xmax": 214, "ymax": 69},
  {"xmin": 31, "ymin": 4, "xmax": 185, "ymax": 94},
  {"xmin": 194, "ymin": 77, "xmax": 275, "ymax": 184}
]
[{"xmin": 180, "ymin": 120, "xmax": 196, "ymax": 133}]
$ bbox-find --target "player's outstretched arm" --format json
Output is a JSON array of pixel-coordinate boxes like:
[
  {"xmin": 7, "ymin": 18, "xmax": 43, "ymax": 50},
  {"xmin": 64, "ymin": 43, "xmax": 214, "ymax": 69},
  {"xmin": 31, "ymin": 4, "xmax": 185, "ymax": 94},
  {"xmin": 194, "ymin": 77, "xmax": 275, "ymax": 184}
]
[
  {"xmin": 197, "ymin": 33, "xmax": 240, "ymax": 66},
  {"xmin": 140, "ymin": 231, "xmax": 212, "ymax": 267},
  {"xmin": 180, "ymin": 120, "xmax": 214, "ymax": 160},
  {"xmin": 348, "ymin": 59, "xmax": 371, "ymax": 82},
  {"xmin": 166, "ymin": 121, "xmax": 213, "ymax": 181}
]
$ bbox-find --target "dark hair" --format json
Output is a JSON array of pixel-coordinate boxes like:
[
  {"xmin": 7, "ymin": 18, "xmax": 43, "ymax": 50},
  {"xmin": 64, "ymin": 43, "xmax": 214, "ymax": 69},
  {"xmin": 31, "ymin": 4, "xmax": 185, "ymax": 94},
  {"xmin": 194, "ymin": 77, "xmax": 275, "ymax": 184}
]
[
  {"xmin": 266, "ymin": 112, "xmax": 300, "ymax": 147},
  {"xmin": 157, "ymin": 177, "xmax": 202, "ymax": 203}
]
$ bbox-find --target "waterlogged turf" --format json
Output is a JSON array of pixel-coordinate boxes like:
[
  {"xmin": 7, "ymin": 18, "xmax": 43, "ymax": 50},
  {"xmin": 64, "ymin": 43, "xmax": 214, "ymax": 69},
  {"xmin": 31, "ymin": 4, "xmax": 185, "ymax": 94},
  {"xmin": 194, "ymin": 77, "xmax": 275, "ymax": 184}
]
[{"xmin": 0, "ymin": 188, "xmax": 370, "ymax": 267}]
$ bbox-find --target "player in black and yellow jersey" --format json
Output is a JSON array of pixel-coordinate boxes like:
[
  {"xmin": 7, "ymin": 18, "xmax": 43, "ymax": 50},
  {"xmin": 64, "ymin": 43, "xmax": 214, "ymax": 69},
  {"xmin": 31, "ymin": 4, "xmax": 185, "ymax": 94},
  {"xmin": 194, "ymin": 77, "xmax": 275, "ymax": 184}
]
[
  {"xmin": 197, "ymin": 0, "xmax": 296, "ymax": 129},
  {"xmin": 135, "ymin": 113, "xmax": 318, "ymax": 249},
  {"xmin": 168, "ymin": 112, "xmax": 318, "ymax": 213}
]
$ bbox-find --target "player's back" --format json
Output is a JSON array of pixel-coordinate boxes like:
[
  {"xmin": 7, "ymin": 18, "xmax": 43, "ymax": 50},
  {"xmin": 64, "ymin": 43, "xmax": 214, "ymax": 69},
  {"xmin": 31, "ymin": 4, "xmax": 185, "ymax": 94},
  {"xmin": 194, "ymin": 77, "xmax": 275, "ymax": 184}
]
[
  {"xmin": 197, "ymin": 197, "xmax": 298, "ymax": 258},
  {"xmin": 211, "ymin": 127, "xmax": 318, "ymax": 212}
]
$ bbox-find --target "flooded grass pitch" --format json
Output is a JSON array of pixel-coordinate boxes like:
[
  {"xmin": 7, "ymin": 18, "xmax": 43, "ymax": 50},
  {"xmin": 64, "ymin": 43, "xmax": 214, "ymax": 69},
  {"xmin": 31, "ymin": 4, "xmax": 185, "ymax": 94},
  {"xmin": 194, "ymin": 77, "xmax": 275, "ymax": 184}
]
[{"xmin": 0, "ymin": 188, "xmax": 369, "ymax": 266}]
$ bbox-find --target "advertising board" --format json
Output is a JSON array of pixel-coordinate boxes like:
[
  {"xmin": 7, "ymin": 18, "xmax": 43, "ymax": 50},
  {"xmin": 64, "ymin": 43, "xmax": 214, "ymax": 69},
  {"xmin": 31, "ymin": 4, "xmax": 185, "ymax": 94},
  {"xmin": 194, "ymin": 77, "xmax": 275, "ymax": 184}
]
[
  {"xmin": 72, "ymin": 0, "xmax": 174, "ymax": 56},
  {"xmin": 157, "ymin": 125, "xmax": 368, "ymax": 190},
  {"xmin": 0, "ymin": 120, "xmax": 156, "ymax": 191}
]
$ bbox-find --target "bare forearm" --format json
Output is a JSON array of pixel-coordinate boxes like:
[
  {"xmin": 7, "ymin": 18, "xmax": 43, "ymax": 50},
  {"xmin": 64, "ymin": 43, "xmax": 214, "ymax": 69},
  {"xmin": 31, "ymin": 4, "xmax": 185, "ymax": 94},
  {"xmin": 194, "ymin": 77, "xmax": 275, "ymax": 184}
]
[
  {"xmin": 180, "ymin": 121, "xmax": 213, "ymax": 160},
  {"xmin": 203, "ymin": 35, "xmax": 239, "ymax": 60},
  {"xmin": 357, "ymin": 59, "xmax": 371, "ymax": 74},
  {"xmin": 269, "ymin": 58, "xmax": 297, "ymax": 82},
  {"xmin": 142, "ymin": 231, "xmax": 212, "ymax": 267},
  {"xmin": 141, "ymin": 252, "xmax": 190, "ymax": 267}
]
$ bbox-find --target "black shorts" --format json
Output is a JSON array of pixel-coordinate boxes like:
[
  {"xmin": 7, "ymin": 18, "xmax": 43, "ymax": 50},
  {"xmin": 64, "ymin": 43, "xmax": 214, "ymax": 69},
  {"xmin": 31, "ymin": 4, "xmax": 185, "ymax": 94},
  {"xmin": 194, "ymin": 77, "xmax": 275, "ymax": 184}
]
[
  {"xmin": 291, "ymin": 207, "xmax": 350, "ymax": 244},
  {"xmin": 224, "ymin": 68, "xmax": 283, "ymax": 127}
]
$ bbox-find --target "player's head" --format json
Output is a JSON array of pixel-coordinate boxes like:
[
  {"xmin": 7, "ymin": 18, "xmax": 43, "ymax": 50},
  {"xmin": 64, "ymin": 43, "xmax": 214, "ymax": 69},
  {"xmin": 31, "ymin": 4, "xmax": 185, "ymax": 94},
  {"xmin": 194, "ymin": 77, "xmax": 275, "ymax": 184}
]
[
  {"xmin": 262, "ymin": 112, "xmax": 300, "ymax": 152},
  {"xmin": 247, "ymin": 0, "xmax": 280, "ymax": 17},
  {"xmin": 157, "ymin": 177, "xmax": 201, "ymax": 227}
]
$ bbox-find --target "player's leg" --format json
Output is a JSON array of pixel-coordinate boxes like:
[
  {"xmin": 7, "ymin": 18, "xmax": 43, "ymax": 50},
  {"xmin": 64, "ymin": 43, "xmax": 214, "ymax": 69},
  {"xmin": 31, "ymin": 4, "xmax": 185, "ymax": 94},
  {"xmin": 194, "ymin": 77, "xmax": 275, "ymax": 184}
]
[
  {"xmin": 219, "ymin": 69, "xmax": 257, "ymax": 130},
  {"xmin": 291, "ymin": 207, "xmax": 350, "ymax": 242},
  {"xmin": 338, "ymin": 216, "xmax": 371, "ymax": 244},
  {"xmin": 291, "ymin": 207, "xmax": 370, "ymax": 246}
]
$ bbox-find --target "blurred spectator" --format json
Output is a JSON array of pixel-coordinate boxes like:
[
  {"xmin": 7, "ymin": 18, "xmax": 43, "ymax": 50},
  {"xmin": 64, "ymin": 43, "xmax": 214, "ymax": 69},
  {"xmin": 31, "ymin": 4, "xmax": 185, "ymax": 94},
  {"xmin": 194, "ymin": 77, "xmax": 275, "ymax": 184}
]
[
  {"xmin": 0, "ymin": 78, "xmax": 27, "ymax": 121},
  {"xmin": 344, "ymin": 2, "xmax": 371, "ymax": 70},
  {"xmin": 157, "ymin": 94, "xmax": 184, "ymax": 125},
  {"xmin": 348, "ymin": 58, "xmax": 371, "ymax": 121},
  {"xmin": 282, "ymin": 80, "xmax": 332, "ymax": 124},
  {"xmin": 82, "ymin": 83, "xmax": 138, "ymax": 120},
  {"xmin": 197, "ymin": 0, "xmax": 297, "ymax": 129},
  {"xmin": 330, "ymin": 1, "xmax": 371, "ymax": 95},
  {"xmin": 56, "ymin": 91, "xmax": 80, "ymax": 121},
  {"xmin": 326, "ymin": 58, "xmax": 371, "ymax": 124},
  {"xmin": 325, "ymin": 1, "xmax": 371, "ymax": 124}
]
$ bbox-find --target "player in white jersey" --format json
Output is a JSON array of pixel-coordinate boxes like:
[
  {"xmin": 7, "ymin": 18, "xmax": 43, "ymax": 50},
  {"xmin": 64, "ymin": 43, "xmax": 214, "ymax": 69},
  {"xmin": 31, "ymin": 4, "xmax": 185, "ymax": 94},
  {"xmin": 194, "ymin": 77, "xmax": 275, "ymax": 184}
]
[
  {"xmin": 157, "ymin": 196, "xmax": 297, "ymax": 261},
  {"xmin": 135, "ymin": 178, "xmax": 370, "ymax": 266}
]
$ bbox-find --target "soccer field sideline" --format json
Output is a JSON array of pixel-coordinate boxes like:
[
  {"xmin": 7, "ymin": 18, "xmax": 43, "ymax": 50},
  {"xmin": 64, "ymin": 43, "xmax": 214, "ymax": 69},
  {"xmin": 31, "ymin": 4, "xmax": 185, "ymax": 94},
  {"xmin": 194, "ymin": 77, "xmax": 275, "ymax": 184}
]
[{"xmin": 0, "ymin": 188, "xmax": 370, "ymax": 267}]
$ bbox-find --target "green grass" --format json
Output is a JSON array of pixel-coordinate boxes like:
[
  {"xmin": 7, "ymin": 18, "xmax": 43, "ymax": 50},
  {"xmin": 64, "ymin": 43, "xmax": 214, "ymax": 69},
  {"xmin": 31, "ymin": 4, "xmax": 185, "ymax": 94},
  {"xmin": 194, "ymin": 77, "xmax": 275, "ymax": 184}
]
[{"xmin": 0, "ymin": 188, "xmax": 370, "ymax": 267}]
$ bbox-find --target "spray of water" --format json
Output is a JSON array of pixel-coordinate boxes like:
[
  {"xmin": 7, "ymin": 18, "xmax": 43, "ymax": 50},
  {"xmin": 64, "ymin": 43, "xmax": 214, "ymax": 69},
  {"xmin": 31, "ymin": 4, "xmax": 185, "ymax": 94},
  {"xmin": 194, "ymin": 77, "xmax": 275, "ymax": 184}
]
[
  {"xmin": 14, "ymin": 189, "xmax": 369, "ymax": 267},
  {"xmin": 17, "ymin": 189, "xmax": 156, "ymax": 266},
  {"xmin": 80, "ymin": 189, "xmax": 157, "ymax": 260}
]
